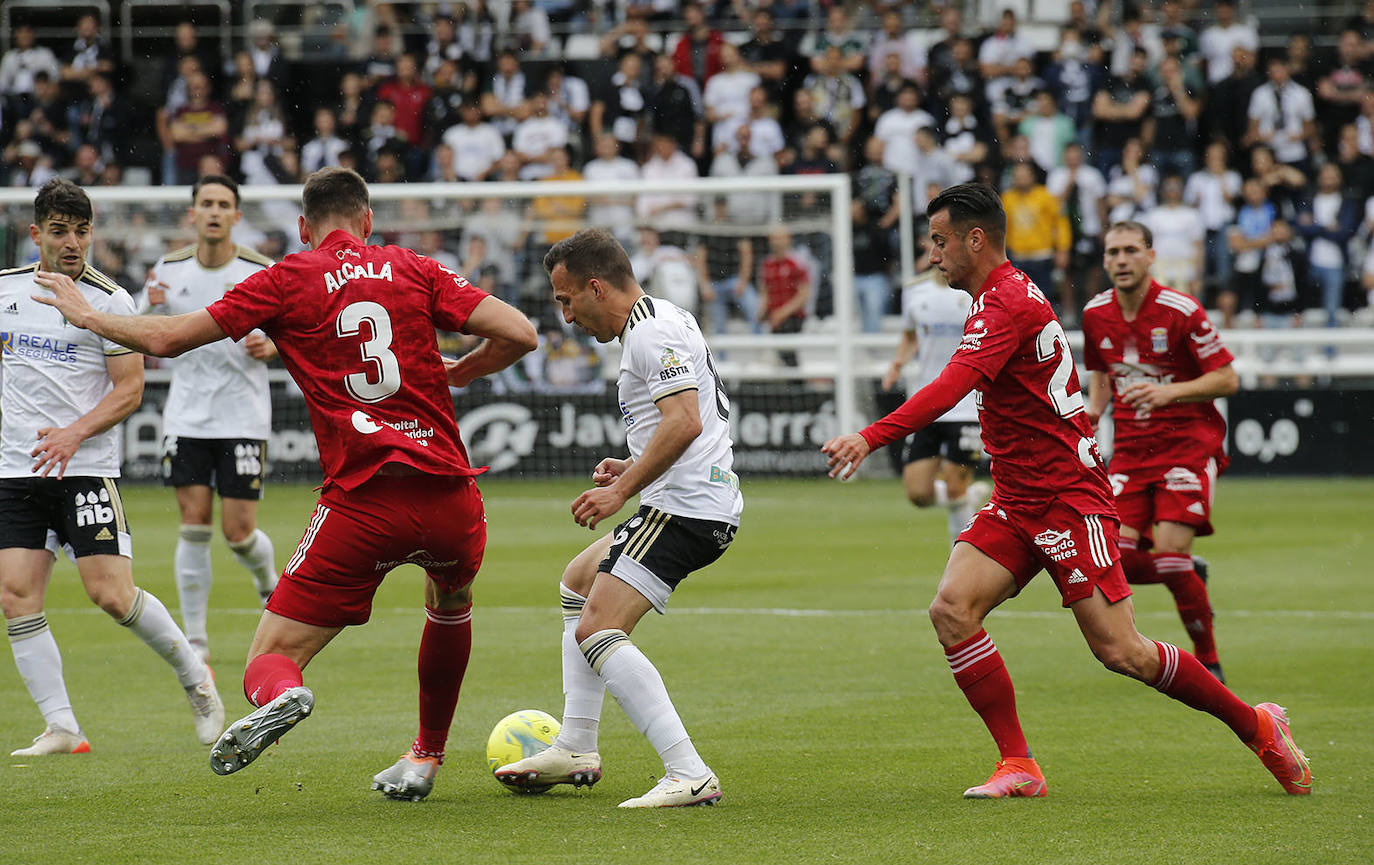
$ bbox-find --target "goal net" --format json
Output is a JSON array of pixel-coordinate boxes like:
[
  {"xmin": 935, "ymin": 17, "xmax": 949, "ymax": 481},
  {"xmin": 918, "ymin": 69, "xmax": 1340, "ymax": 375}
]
[{"xmin": 0, "ymin": 175, "xmax": 882, "ymax": 482}]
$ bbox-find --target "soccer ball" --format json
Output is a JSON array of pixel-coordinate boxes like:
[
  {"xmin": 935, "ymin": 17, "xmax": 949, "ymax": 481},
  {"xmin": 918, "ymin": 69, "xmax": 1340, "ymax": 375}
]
[{"xmin": 486, "ymin": 709, "xmax": 560, "ymax": 793}]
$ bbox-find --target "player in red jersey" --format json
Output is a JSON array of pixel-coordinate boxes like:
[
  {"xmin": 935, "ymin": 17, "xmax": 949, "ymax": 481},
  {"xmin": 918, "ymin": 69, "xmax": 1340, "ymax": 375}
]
[
  {"xmin": 822, "ymin": 183, "xmax": 1310, "ymax": 798},
  {"xmin": 1082, "ymin": 221, "xmax": 1239, "ymax": 683},
  {"xmin": 33, "ymin": 167, "xmax": 538, "ymax": 800}
]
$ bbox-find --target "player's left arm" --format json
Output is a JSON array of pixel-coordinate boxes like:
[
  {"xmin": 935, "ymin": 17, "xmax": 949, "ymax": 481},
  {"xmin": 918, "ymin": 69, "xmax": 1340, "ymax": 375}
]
[
  {"xmin": 31, "ymin": 351, "xmax": 144, "ymax": 479},
  {"xmin": 32, "ymin": 270, "xmax": 226, "ymax": 357},
  {"xmin": 1120, "ymin": 364, "xmax": 1239, "ymax": 412},
  {"xmin": 443, "ymin": 295, "xmax": 539, "ymax": 387},
  {"xmin": 1086, "ymin": 370, "xmax": 1112, "ymax": 428},
  {"xmin": 571, "ymin": 390, "xmax": 701, "ymax": 530}
]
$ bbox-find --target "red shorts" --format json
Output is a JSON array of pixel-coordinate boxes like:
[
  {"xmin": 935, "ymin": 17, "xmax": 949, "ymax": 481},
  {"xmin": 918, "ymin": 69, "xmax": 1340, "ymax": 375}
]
[
  {"xmin": 1109, "ymin": 457, "xmax": 1218, "ymax": 539},
  {"xmin": 957, "ymin": 498, "xmax": 1132, "ymax": 607},
  {"xmin": 269, "ymin": 474, "xmax": 486, "ymax": 627}
]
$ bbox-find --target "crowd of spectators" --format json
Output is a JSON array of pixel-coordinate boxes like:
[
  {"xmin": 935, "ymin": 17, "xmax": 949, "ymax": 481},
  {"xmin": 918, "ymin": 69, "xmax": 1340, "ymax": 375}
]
[{"xmin": 2, "ymin": 1, "xmax": 1374, "ymax": 361}]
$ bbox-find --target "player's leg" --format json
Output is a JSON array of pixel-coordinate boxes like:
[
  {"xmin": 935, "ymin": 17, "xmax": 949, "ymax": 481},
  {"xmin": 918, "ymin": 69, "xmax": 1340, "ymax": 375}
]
[
  {"xmin": 900, "ymin": 447, "xmax": 940, "ymax": 508},
  {"xmin": 1071, "ymin": 587, "xmax": 1310, "ymax": 793},
  {"xmin": 76, "ymin": 551, "xmax": 225, "ymax": 744},
  {"xmin": 173, "ymin": 484, "xmax": 215, "ymax": 660},
  {"xmin": 1, "ymin": 544, "xmax": 88, "ymax": 754},
  {"xmin": 220, "ymin": 498, "xmax": 277, "ymax": 604},
  {"xmin": 577, "ymin": 572, "xmax": 721, "ymax": 807},
  {"xmin": 216, "ymin": 439, "xmax": 277, "ymax": 604},
  {"xmin": 211, "ymin": 611, "xmax": 338, "ymax": 776},
  {"xmin": 1151, "ymin": 520, "xmax": 1222, "ymax": 678},
  {"xmin": 494, "ymin": 534, "xmax": 612, "ymax": 792},
  {"xmin": 928, "ymin": 538, "xmax": 1046, "ymax": 798}
]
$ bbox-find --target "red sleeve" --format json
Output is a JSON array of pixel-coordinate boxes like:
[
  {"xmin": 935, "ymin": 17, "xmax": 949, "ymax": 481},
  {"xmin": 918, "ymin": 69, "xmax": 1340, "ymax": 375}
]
[
  {"xmin": 206, "ymin": 266, "xmax": 283, "ymax": 340},
  {"xmin": 1183, "ymin": 307, "xmax": 1234, "ymax": 373},
  {"xmin": 1080, "ymin": 312, "xmax": 1105, "ymax": 372},
  {"xmin": 860, "ymin": 362, "xmax": 986, "ymax": 451},
  {"xmin": 426, "ymin": 256, "xmax": 490, "ymax": 333},
  {"xmin": 946, "ymin": 290, "xmax": 1020, "ymax": 382}
]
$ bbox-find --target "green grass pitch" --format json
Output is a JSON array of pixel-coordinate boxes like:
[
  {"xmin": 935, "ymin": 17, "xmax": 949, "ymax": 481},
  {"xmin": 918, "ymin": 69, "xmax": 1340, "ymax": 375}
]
[{"xmin": 2, "ymin": 476, "xmax": 1370, "ymax": 865}]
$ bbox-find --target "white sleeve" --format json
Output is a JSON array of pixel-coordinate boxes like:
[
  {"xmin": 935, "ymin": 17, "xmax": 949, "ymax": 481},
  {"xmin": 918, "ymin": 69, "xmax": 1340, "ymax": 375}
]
[
  {"xmin": 102, "ymin": 289, "xmax": 140, "ymax": 355},
  {"xmin": 628, "ymin": 319, "xmax": 700, "ymax": 402}
]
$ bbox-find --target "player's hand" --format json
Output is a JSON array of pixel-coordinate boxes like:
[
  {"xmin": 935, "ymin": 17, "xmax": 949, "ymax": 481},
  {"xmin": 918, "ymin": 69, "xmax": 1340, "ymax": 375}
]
[
  {"xmin": 31, "ymin": 426, "xmax": 82, "ymax": 479},
  {"xmin": 1120, "ymin": 381, "xmax": 1175, "ymax": 414},
  {"xmin": 821, "ymin": 432, "xmax": 871, "ymax": 481},
  {"xmin": 442, "ymin": 356, "xmax": 473, "ymax": 388},
  {"xmin": 591, "ymin": 457, "xmax": 631, "ymax": 487},
  {"xmin": 1085, "ymin": 408, "xmax": 1102, "ymax": 430},
  {"xmin": 144, "ymin": 279, "xmax": 168, "ymax": 307},
  {"xmin": 881, "ymin": 362, "xmax": 902, "ymax": 391},
  {"xmin": 32, "ymin": 270, "xmax": 94, "ymax": 328},
  {"xmin": 571, "ymin": 485, "xmax": 627, "ymax": 531},
  {"xmin": 244, "ymin": 332, "xmax": 278, "ymax": 361}
]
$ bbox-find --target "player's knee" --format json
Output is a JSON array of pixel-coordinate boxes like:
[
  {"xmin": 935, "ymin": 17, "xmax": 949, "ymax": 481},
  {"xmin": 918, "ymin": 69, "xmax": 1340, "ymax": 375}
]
[
  {"xmin": 561, "ymin": 559, "xmax": 596, "ymax": 597},
  {"xmin": 87, "ymin": 582, "xmax": 132, "ymax": 619},
  {"xmin": 1090, "ymin": 642, "xmax": 1151, "ymax": 680},
  {"xmin": 928, "ymin": 595, "xmax": 976, "ymax": 643},
  {"xmin": 908, "ymin": 491, "xmax": 935, "ymax": 508}
]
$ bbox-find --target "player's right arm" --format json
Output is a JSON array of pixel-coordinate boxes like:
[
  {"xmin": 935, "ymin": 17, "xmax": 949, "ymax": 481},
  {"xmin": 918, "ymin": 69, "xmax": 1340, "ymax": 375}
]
[
  {"xmin": 31, "ymin": 351, "xmax": 144, "ymax": 479},
  {"xmin": 442, "ymin": 295, "xmax": 538, "ymax": 388},
  {"xmin": 1086, "ymin": 370, "xmax": 1112, "ymax": 429},
  {"xmin": 882, "ymin": 328, "xmax": 918, "ymax": 391},
  {"xmin": 33, "ymin": 270, "xmax": 227, "ymax": 358}
]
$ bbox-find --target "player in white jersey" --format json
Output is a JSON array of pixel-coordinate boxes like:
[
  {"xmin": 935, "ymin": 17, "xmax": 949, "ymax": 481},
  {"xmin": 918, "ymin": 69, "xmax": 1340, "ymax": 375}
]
[
  {"xmin": 0, "ymin": 178, "xmax": 223, "ymax": 756},
  {"xmin": 881, "ymin": 261, "xmax": 989, "ymax": 543},
  {"xmin": 145, "ymin": 175, "xmax": 279, "ymax": 661},
  {"xmin": 496, "ymin": 229, "xmax": 741, "ymax": 808}
]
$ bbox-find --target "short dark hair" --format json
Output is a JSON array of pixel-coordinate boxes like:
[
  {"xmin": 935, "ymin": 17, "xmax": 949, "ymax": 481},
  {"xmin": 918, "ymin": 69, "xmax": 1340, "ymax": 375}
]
[
  {"xmin": 192, "ymin": 173, "xmax": 240, "ymax": 206},
  {"xmin": 543, "ymin": 228, "xmax": 636, "ymax": 290},
  {"xmin": 301, "ymin": 166, "xmax": 370, "ymax": 225},
  {"xmin": 34, "ymin": 177, "xmax": 93, "ymax": 226},
  {"xmin": 926, "ymin": 182, "xmax": 1005, "ymax": 242},
  {"xmin": 1105, "ymin": 220, "xmax": 1153, "ymax": 248}
]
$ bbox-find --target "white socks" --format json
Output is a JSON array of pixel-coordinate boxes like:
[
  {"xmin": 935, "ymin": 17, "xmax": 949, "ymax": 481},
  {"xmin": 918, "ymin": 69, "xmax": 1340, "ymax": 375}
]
[
  {"xmin": 117, "ymin": 589, "xmax": 208, "ymax": 689},
  {"xmin": 552, "ymin": 584, "xmax": 604, "ymax": 753},
  {"xmin": 228, "ymin": 529, "xmax": 278, "ymax": 602},
  {"xmin": 580, "ymin": 627, "xmax": 709, "ymax": 779},
  {"xmin": 175, "ymin": 524, "xmax": 213, "ymax": 645},
  {"xmin": 7, "ymin": 614, "xmax": 81, "ymax": 734}
]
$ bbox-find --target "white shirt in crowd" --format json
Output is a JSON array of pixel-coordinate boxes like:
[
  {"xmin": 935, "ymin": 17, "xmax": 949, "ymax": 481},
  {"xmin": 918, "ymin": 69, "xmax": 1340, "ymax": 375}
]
[
  {"xmin": 1199, "ymin": 20, "xmax": 1259, "ymax": 84},
  {"xmin": 703, "ymin": 69, "xmax": 760, "ymax": 150},
  {"xmin": 874, "ymin": 106, "xmax": 936, "ymax": 177},
  {"xmin": 1184, "ymin": 169, "xmax": 1243, "ymax": 230},
  {"xmin": 1046, "ymin": 163, "xmax": 1107, "ymax": 238},
  {"xmin": 582, "ymin": 154, "xmax": 640, "ymax": 233},
  {"xmin": 442, "ymin": 120, "xmax": 506, "ymax": 181},
  {"xmin": 512, "ymin": 113, "xmax": 568, "ymax": 180},
  {"xmin": 637, "ymin": 149, "xmax": 699, "ymax": 228},
  {"xmin": 1247, "ymin": 81, "xmax": 1315, "ymax": 164}
]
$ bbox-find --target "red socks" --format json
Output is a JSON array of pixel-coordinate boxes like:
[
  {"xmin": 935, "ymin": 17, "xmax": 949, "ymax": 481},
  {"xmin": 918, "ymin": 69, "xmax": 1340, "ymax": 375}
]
[
  {"xmin": 1118, "ymin": 536, "xmax": 1164, "ymax": 584},
  {"xmin": 946, "ymin": 630, "xmax": 1029, "ymax": 759},
  {"xmin": 412, "ymin": 604, "xmax": 473, "ymax": 763},
  {"xmin": 1149, "ymin": 641, "xmax": 1257, "ymax": 741},
  {"xmin": 1153, "ymin": 553, "xmax": 1218, "ymax": 665},
  {"xmin": 243, "ymin": 653, "xmax": 303, "ymax": 707}
]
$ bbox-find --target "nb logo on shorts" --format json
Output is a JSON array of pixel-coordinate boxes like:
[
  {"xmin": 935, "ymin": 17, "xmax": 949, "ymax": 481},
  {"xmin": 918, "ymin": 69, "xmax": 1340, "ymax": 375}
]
[
  {"xmin": 1033, "ymin": 528, "xmax": 1078, "ymax": 562},
  {"xmin": 75, "ymin": 489, "xmax": 115, "ymax": 528},
  {"xmin": 235, "ymin": 442, "xmax": 263, "ymax": 477}
]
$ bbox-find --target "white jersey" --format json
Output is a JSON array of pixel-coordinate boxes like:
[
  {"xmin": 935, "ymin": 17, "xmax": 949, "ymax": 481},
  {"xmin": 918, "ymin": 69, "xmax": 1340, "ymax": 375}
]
[
  {"xmin": 0, "ymin": 262, "xmax": 137, "ymax": 478},
  {"xmin": 149, "ymin": 244, "xmax": 274, "ymax": 440},
  {"xmin": 618, "ymin": 295, "xmax": 742, "ymax": 525},
  {"xmin": 899, "ymin": 272, "xmax": 978, "ymax": 423}
]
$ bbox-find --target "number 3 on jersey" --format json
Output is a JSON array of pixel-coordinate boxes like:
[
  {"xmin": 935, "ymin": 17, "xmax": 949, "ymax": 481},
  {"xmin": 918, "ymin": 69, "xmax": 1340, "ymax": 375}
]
[
  {"xmin": 1035, "ymin": 320, "xmax": 1084, "ymax": 419},
  {"xmin": 337, "ymin": 301, "xmax": 401, "ymax": 403}
]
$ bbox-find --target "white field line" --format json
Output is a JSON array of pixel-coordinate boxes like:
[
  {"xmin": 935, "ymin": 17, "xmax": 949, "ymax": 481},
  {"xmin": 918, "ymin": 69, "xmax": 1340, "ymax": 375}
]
[{"xmin": 41, "ymin": 606, "xmax": 1374, "ymax": 620}]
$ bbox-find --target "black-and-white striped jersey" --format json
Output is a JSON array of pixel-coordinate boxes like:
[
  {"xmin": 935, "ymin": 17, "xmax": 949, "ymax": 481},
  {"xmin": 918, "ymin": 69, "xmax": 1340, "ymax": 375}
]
[
  {"xmin": 617, "ymin": 295, "xmax": 742, "ymax": 525},
  {"xmin": 0, "ymin": 262, "xmax": 136, "ymax": 477},
  {"xmin": 148, "ymin": 244, "xmax": 274, "ymax": 440}
]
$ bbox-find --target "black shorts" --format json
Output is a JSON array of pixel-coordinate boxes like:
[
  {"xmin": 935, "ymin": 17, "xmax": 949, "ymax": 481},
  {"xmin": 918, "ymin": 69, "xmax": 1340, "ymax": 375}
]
[
  {"xmin": 599, "ymin": 505, "xmax": 738, "ymax": 613},
  {"xmin": 0, "ymin": 476, "xmax": 131, "ymax": 558},
  {"xmin": 903, "ymin": 421, "xmax": 982, "ymax": 467},
  {"xmin": 162, "ymin": 436, "xmax": 266, "ymax": 500}
]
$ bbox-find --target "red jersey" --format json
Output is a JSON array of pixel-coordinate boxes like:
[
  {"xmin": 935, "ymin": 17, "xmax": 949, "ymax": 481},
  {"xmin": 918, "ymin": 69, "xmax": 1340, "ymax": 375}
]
[
  {"xmin": 762, "ymin": 254, "xmax": 807, "ymax": 316},
  {"xmin": 948, "ymin": 262, "xmax": 1115, "ymax": 514},
  {"xmin": 1081, "ymin": 281, "xmax": 1234, "ymax": 471},
  {"xmin": 206, "ymin": 230, "xmax": 488, "ymax": 491}
]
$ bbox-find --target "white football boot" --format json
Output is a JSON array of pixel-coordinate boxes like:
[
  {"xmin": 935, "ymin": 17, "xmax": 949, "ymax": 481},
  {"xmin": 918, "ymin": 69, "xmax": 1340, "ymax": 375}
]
[
  {"xmin": 210, "ymin": 686, "xmax": 314, "ymax": 775},
  {"xmin": 617, "ymin": 772, "xmax": 722, "ymax": 808},
  {"xmin": 11, "ymin": 726, "xmax": 90, "ymax": 756},
  {"xmin": 187, "ymin": 676, "xmax": 226, "ymax": 745},
  {"xmin": 494, "ymin": 746, "xmax": 602, "ymax": 792},
  {"xmin": 372, "ymin": 754, "xmax": 441, "ymax": 801}
]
